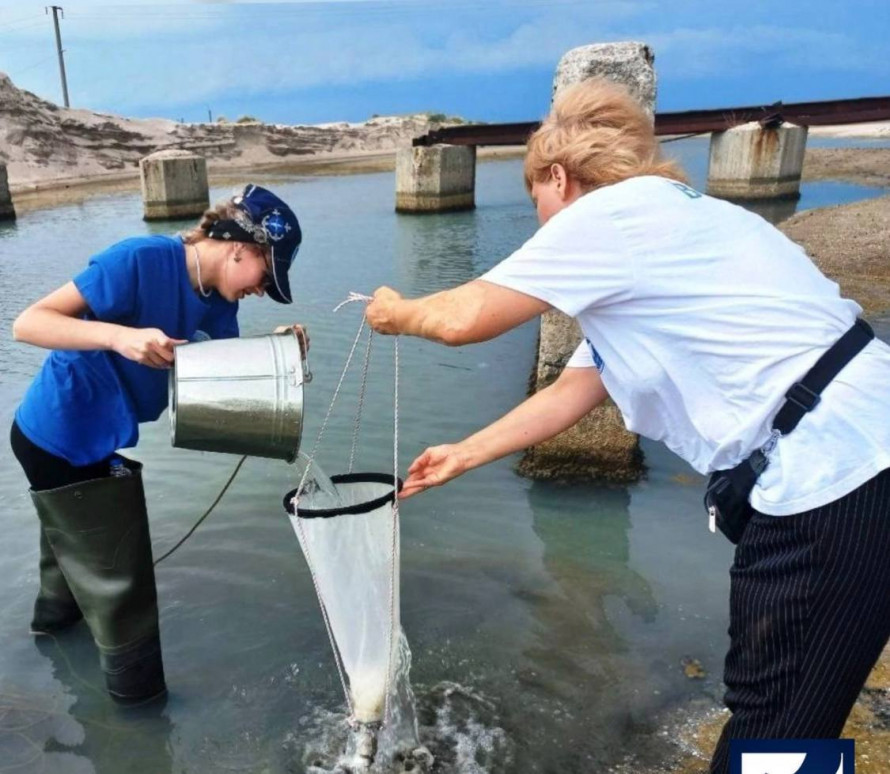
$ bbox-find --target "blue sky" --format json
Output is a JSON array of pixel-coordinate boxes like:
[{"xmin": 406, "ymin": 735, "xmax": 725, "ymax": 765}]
[{"xmin": 1, "ymin": 0, "xmax": 888, "ymax": 125}]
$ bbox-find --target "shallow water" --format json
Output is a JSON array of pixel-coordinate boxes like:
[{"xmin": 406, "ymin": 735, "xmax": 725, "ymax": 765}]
[{"xmin": 0, "ymin": 143, "xmax": 887, "ymax": 773}]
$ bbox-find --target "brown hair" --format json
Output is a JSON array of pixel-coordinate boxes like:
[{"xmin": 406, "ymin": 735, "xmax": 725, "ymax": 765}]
[
  {"xmin": 180, "ymin": 199, "xmax": 242, "ymax": 245},
  {"xmin": 523, "ymin": 77, "xmax": 687, "ymax": 193}
]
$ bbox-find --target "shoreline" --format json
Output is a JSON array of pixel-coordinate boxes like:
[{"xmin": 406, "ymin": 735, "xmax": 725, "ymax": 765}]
[
  {"xmin": 9, "ymin": 131, "xmax": 890, "ymax": 215},
  {"xmin": 9, "ymin": 146, "xmax": 526, "ymax": 214}
]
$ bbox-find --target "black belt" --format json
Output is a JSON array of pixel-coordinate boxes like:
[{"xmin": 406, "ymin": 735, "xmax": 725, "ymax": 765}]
[
  {"xmin": 772, "ymin": 317, "xmax": 875, "ymax": 435},
  {"xmin": 706, "ymin": 318, "xmax": 875, "ymax": 543}
]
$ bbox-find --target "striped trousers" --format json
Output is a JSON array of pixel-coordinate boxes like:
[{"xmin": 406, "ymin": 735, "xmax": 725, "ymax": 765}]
[{"xmin": 710, "ymin": 467, "xmax": 890, "ymax": 773}]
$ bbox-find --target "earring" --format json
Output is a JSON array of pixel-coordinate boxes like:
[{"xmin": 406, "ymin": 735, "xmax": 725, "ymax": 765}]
[{"xmin": 233, "ymin": 245, "xmax": 242, "ymax": 263}]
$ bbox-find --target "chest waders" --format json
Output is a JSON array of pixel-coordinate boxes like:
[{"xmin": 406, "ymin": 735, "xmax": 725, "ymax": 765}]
[{"xmin": 29, "ymin": 458, "xmax": 166, "ymax": 705}]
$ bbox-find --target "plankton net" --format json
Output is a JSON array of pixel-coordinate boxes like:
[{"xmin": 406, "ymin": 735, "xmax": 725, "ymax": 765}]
[{"xmin": 283, "ymin": 295, "xmax": 402, "ymax": 730}]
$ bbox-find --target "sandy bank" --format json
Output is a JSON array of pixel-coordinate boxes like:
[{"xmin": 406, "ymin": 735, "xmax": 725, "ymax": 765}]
[
  {"xmin": 781, "ymin": 193, "xmax": 890, "ymax": 315},
  {"xmin": 803, "ymin": 147, "xmax": 890, "ymax": 188},
  {"xmin": 9, "ymin": 146, "xmax": 525, "ymax": 215},
  {"xmin": 809, "ymin": 121, "xmax": 890, "ymax": 139}
]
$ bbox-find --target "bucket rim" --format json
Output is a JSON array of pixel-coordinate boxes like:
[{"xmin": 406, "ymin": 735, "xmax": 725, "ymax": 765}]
[{"xmin": 284, "ymin": 472, "xmax": 403, "ymax": 519}]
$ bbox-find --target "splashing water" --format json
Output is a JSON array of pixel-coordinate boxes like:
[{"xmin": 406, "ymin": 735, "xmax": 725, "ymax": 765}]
[
  {"xmin": 292, "ymin": 452, "xmax": 345, "ymax": 510},
  {"xmin": 296, "ymin": 631, "xmax": 436, "ymax": 774}
]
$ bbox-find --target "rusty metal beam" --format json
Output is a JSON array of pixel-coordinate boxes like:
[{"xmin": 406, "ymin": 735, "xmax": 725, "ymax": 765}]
[{"xmin": 413, "ymin": 95, "xmax": 890, "ymax": 146}]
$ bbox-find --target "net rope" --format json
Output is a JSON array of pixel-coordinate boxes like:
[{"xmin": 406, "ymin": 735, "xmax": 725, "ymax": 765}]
[{"xmin": 292, "ymin": 291, "xmax": 401, "ymax": 727}]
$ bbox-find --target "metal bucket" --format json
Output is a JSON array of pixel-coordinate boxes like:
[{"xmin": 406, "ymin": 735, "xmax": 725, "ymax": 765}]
[{"xmin": 169, "ymin": 330, "xmax": 308, "ymax": 462}]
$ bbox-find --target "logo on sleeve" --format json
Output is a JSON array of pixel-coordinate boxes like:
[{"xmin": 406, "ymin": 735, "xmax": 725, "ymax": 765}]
[
  {"xmin": 671, "ymin": 181, "xmax": 702, "ymax": 199},
  {"xmin": 585, "ymin": 338, "xmax": 605, "ymax": 373},
  {"xmin": 731, "ymin": 739, "xmax": 853, "ymax": 774}
]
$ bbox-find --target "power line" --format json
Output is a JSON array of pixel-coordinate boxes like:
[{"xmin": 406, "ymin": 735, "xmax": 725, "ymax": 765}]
[
  {"xmin": 0, "ymin": 13, "xmax": 44, "ymax": 32},
  {"xmin": 0, "ymin": 19, "xmax": 49, "ymax": 37},
  {"xmin": 10, "ymin": 52, "xmax": 57, "ymax": 78}
]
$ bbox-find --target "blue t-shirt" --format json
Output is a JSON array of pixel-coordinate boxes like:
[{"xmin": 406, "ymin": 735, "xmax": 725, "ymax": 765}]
[{"xmin": 16, "ymin": 235, "xmax": 239, "ymax": 465}]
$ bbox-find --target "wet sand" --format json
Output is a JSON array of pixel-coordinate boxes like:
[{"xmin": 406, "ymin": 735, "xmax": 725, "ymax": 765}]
[
  {"xmin": 654, "ymin": 647, "xmax": 890, "ymax": 774},
  {"xmin": 803, "ymin": 147, "xmax": 890, "ymax": 189}
]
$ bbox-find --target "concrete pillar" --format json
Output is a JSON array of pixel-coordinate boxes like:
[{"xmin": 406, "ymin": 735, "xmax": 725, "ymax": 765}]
[
  {"xmin": 395, "ymin": 144, "xmax": 475, "ymax": 213},
  {"xmin": 518, "ymin": 310, "xmax": 643, "ymax": 482},
  {"xmin": 140, "ymin": 149, "xmax": 209, "ymax": 221},
  {"xmin": 519, "ymin": 41, "xmax": 655, "ymax": 483},
  {"xmin": 708, "ymin": 122, "xmax": 808, "ymax": 200},
  {"xmin": 0, "ymin": 163, "xmax": 15, "ymax": 221},
  {"xmin": 553, "ymin": 41, "xmax": 656, "ymax": 115}
]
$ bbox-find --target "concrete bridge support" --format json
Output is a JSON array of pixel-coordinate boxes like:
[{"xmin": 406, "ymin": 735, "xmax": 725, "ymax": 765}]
[
  {"xmin": 0, "ymin": 164, "xmax": 16, "ymax": 221},
  {"xmin": 395, "ymin": 144, "xmax": 476, "ymax": 213},
  {"xmin": 708, "ymin": 121, "xmax": 808, "ymax": 200},
  {"xmin": 140, "ymin": 149, "xmax": 209, "ymax": 221},
  {"xmin": 519, "ymin": 41, "xmax": 655, "ymax": 483}
]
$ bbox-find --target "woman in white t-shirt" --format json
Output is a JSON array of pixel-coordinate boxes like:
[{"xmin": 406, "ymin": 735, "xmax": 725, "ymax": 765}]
[{"xmin": 365, "ymin": 78, "xmax": 890, "ymax": 772}]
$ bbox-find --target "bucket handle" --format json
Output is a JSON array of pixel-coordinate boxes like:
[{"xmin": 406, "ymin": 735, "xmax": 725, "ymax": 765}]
[{"xmin": 293, "ymin": 326, "xmax": 313, "ymax": 384}]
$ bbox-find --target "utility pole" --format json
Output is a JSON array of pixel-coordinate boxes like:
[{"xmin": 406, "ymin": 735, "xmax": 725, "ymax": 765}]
[{"xmin": 46, "ymin": 5, "xmax": 69, "ymax": 107}]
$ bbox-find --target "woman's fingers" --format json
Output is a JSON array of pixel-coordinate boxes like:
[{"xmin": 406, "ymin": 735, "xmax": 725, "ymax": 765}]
[
  {"xmin": 274, "ymin": 324, "xmax": 310, "ymax": 351},
  {"xmin": 407, "ymin": 450, "xmax": 432, "ymax": 474},
  {"xmin": 365, "ymin": 286, "xmax": 403, "ymax": 335}
]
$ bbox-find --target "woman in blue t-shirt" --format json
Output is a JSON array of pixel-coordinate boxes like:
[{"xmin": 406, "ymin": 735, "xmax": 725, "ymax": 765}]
[{"xmin": 10, "ymin": 183, "xmax": 304, "ymax": 706}]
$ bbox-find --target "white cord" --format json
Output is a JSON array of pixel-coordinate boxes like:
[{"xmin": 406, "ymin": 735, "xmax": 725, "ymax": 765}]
[{"xmin": 293, "ymin": 291, "xmax": 402, "ymax": 728}]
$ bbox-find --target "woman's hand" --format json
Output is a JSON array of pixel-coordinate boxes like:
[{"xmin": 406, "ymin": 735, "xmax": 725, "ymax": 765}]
[
  {"xmin": 112, "ymin": 327, "xmax": 187, "ymax": 368},
  {"xmin": 274, "ymin": 323, "xmax": 310, "ymax": 351},
  {"xmin": 365, "ymin": 286, "xmax": 405, "ymax": 335},
  {"xmin": 400, "ymin": 443, "xmax": 472, "ymax": 499}
]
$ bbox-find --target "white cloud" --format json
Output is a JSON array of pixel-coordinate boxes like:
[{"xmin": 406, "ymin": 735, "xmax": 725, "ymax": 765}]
[
  {"xmin": 1, "ymin": 3, "xmax": 884, "ymax": 114},
  {"xmin": 644, "ymin": 25, "xmax": 882, "ymax": 78}
]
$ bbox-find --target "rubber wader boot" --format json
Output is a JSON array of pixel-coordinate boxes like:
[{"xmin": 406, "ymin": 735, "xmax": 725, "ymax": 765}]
[
  {"xmin": 30, "ymin": 525, "xmax": 84, "ymax": 634},
  {"xmin": 29, "ymin": 459, "xmax": 167, "ymax": 705}
]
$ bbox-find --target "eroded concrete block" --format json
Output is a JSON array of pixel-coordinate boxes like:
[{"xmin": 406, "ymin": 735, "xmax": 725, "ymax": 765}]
[
  {"xmin": 553, "ymin": 41, "xmax": 656, "ymax": 115},
  {"xmin": 140, "ymin": 149, "xmax": 209, "ymax": 221},
  {"xmin": 0, "ymin": 164, "xmax": 15, "ymax": 221},
  {"xmin": 708, "ymin": 121, "xmax": 808, "ymax": 200},
  {"xmin": 395, "ymin": 144, "xmax": 475, "ymax": 213},
  {"xmin": 520, "ymin": 42, "xmax": 654, "ymax": 482}
]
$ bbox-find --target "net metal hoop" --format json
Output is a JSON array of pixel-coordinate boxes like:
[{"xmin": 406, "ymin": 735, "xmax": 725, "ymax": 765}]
[{"xmin": 284, "ymin": 473, "xmax": 403, "ymax": 519}]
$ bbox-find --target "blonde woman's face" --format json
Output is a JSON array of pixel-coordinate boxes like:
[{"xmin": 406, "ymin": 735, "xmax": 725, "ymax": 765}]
[{"xmin": 530, "ymin": 178, "xmax": 565, "ymax": 225}]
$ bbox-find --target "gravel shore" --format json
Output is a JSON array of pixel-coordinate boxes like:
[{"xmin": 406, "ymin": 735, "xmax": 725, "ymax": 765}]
[
  {"xmin": 780, "ymin": 193, "xmax": 890, "ymax": 316},
  {"xmin": 803, "ymin": 147, "xmax": 890, "ymax": 189}
]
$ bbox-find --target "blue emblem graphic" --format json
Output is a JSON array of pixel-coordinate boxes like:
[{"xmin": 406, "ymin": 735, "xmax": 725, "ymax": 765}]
[
  {"xmin": 731, "ymin": 739, "xmax": 854, "ymax": 774},
  {"xmin": 262, "ymin": 209, "xmax": 290, "ymax": 242},
  {"xmin": 671, "ymin": 181, "xmax": 703, "ymax": 199},
  {"xmin": 585, "ymin": 338, "xmax": 605, "ymax": 373}
]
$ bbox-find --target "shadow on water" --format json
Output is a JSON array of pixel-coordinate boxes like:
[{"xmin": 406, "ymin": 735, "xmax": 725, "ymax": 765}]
[
  {"xmin": 495, "ymin": 481, "xmax": 661, "ymax": 771},
  {"xmin": 395, "ymin": 211, "xmax": 482, "ymax": 295},
  {"xmin": 735, "ymin": 197, "xmax": 800, "ymax": 225},
  {"xmin": 0, "ymin": 628, "xmax": 174, "ymax": 774}
]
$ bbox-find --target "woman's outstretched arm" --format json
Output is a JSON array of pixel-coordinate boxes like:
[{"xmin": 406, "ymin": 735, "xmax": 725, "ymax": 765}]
[
  {"xmin": 366, "ymin": 280, "xmax": 550, "ymax": 346},
  {"xmin": 12, "ymin": 282, "xmax": 186, "ymax": 368},
  {"xmin": 400, "ymin": 365, "xmax": 608, "ymax": 498}
]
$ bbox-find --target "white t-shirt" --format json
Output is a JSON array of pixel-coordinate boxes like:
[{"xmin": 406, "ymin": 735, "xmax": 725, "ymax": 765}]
[{"xmin": 481, "ymin": 176, "xmax": 890, "ymax": 516}]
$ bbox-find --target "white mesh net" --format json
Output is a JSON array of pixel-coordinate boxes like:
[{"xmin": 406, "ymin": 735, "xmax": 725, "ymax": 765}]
[{"xmin": 288, "ymin": 474, "xmax": 400, "ymax": 724}]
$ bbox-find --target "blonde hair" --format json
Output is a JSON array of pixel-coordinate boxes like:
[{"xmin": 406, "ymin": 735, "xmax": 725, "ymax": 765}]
[
  {"xmin": 180, "ymin": 199, "xmax": 242, "ymax": 245},
  {"xmin": 524, "ymin": 77, "xmax": 687, "ymax": 193}
]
